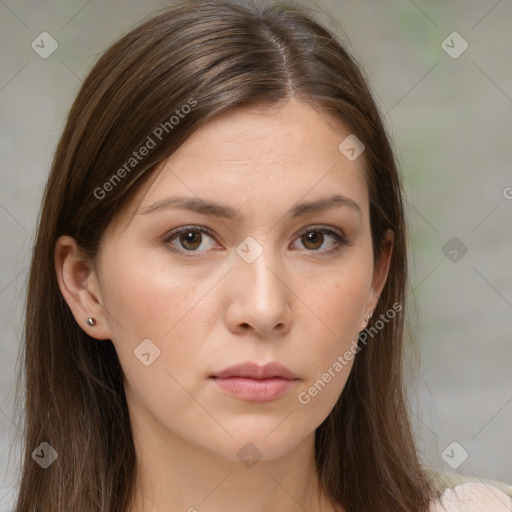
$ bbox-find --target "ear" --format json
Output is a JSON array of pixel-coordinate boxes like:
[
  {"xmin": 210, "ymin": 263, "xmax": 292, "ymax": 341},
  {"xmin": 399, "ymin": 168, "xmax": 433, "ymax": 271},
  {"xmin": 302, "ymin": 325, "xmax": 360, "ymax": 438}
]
[
  {"xmin": 54, "ymin": 235, "xmax": 111, "ymax": 340},
  {"xmin": 362, "ymin": 229, "xmax": 394, "ymax": 329}
]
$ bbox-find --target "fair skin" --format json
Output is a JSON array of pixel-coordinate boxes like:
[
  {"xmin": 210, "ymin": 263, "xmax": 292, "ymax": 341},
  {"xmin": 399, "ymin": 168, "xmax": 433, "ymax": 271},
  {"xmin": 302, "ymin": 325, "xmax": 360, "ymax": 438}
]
[{"xmin": 55, "ymin": 98, "xmax": 393, "ymax": 512}]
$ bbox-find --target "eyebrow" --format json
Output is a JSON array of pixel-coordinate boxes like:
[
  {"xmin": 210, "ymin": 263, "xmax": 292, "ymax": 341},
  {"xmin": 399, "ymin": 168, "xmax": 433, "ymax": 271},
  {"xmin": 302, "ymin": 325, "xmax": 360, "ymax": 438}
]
[{"xmin": 139, "ymin": 194, "xmax": 362, "ymax": 219}]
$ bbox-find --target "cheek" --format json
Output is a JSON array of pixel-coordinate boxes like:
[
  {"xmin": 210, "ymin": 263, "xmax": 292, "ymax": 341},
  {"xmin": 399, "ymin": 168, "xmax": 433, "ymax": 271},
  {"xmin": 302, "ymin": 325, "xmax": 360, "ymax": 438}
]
[
  {"xmin": 294, "ymin": 267, "xmax": 371, "ymax": 405},
  {"xmin": 315, "ymin": 263, "xmax": 372, "ymax": 333},
  {"xmin": 97, "ymin": 248, "xmax": 223, "ymax": 389},
  {"xmin": 100, "ymin": 246, "xmax": 207, "ymax": 337}
]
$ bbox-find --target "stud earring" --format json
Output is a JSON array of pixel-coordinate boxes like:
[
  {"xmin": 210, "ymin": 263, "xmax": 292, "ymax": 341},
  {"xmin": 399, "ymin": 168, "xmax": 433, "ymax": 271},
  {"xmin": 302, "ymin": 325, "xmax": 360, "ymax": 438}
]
[
  {"xmin": 87, "ymin": 317, "xmax": 96, "ymax": 326},
  {"xmin": 364, "ymin": 311, "xmax": 373, "ymax": 323}
]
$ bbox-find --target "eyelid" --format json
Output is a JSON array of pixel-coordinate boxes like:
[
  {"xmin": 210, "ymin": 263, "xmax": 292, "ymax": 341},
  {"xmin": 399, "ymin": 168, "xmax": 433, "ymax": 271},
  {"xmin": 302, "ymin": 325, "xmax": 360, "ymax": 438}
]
[{"xmin": 296, "ymin": 225, "xmax": 349, "ymax": 245}]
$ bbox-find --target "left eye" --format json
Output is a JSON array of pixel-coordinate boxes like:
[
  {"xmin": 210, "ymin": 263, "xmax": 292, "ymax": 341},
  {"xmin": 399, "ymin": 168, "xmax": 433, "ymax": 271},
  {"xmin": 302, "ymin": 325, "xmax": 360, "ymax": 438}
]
[
  {"xmin": 292, "ymin": 227, "xmax": 348, "ymax": 253},
  {"xmin": 163, "ymin": 226, "xmax": 348, "ymax": 257}
]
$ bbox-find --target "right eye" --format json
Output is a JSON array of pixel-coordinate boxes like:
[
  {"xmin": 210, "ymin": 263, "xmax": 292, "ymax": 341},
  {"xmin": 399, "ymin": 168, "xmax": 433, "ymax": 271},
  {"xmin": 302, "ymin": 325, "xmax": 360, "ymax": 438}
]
[{"xmin": 163, "ymin": 226, "xmax": 221, "ymax": 257}]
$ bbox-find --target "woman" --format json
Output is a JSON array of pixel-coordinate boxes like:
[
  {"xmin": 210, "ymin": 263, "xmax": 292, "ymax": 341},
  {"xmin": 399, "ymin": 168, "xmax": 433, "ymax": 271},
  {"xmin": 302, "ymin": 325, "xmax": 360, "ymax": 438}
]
[{"xmin": 10, "ymin": 0, "xmax": 512, "ymax": 510}]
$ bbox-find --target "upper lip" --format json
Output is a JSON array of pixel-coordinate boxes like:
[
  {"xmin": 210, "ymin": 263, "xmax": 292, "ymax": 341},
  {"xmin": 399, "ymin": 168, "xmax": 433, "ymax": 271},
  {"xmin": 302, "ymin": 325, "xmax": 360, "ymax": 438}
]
[{"xmin": 210, "ymin": 362, "xmax": 299, "ymax": 380}]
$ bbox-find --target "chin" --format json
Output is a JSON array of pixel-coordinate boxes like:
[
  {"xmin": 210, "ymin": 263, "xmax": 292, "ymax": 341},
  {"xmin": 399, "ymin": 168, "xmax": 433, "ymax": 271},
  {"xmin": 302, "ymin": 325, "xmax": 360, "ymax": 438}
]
[{"xmin": 213, "ymin": 427, "xmax": 310, "ymax": 464}]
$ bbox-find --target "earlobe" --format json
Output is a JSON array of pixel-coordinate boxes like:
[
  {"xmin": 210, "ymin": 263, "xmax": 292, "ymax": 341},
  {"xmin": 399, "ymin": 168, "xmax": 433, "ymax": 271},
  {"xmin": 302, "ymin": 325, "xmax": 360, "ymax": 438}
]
[{"xmin": 54, "ymin": 235, "xmax": 111, "ymax": 340}]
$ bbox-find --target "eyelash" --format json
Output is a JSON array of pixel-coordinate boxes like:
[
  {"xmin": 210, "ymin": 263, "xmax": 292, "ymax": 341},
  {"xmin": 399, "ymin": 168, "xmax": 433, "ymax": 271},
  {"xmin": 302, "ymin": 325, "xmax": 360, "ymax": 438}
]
[{"xmin": 162, "ymin": 225, "xmax": 349, "ymax": 258}]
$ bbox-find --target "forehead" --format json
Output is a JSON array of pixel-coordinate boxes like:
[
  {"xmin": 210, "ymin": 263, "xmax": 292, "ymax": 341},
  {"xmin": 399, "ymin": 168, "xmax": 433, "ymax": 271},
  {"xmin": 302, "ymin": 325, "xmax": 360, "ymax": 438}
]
[
  {"xmin": 110, "ymin": 98, "xmax": 369, "ymax": 231},
  {"xmin": 166, "ymin": 98, "xmax": 361, "ymax": 174}
]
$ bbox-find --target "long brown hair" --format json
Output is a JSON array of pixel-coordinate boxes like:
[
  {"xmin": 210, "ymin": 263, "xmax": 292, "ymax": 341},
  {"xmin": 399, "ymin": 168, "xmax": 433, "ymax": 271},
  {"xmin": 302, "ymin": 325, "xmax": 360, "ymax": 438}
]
[{"xmin": 12, "ymin": 0, "xmax": 435, "ymax": 510}]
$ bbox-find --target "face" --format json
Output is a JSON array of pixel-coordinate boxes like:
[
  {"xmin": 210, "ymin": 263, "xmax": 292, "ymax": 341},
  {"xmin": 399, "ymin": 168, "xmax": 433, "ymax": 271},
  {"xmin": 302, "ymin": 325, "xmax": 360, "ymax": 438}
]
[{"xmin": 57, "ymin": 98, "xmax": 392, "ymax": 464}]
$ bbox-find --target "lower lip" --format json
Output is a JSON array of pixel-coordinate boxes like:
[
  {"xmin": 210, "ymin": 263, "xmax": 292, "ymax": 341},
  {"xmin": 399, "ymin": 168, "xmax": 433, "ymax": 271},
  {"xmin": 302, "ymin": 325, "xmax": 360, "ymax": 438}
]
[{"xmin": 210, "ymin": 377, "xmax": 297, "ymax": 402}]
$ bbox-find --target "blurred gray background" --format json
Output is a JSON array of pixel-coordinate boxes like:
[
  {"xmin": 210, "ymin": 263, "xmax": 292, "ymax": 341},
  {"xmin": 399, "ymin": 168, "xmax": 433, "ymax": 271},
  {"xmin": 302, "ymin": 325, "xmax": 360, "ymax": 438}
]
[{"xmin": 1, "ymin": 0, "xmax": 511, "ymax": 508}]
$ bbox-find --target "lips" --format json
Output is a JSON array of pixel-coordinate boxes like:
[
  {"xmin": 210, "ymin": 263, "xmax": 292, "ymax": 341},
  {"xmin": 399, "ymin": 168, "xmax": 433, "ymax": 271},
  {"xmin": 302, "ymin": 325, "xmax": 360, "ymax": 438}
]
[
  {"xmin": 209, "ymin": 362, "xmax": 299, "ymax": 403},
  {"xmin": 210, "ymin": 362, "xmax": 299, "ymax": 380}
]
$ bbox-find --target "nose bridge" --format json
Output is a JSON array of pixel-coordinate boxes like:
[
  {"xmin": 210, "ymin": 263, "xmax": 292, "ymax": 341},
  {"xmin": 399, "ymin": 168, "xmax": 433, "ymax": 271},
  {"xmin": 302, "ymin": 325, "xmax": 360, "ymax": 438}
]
[
  {"xmin": 236, "ymin": 235, "xmax": 284, "ymax": 304},
  {"xmin": 230, "ymin": 234, "xmax": 290, "ymax": 332}
]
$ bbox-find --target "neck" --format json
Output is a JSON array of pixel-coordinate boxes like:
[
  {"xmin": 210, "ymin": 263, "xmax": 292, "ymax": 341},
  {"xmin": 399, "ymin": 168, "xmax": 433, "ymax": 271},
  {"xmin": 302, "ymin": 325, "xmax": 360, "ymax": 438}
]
[{"xmin": 126, "ymin": 424, "xmax": 339, "ymax": 512}]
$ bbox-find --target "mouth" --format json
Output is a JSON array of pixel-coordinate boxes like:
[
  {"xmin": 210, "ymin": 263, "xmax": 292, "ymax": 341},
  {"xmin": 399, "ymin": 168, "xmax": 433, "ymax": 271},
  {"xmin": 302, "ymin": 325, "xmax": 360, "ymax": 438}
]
[{"xmin": 209, "ymin": 362, "xmax": 299, "ymax": 403}]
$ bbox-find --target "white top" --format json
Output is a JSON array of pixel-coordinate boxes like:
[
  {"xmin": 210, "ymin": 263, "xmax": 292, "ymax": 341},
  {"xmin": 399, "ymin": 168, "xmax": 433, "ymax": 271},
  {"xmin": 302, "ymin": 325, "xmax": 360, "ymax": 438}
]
[{"xmin": 430, "ymin": 482, "xmax": 512, "ymax": 511}]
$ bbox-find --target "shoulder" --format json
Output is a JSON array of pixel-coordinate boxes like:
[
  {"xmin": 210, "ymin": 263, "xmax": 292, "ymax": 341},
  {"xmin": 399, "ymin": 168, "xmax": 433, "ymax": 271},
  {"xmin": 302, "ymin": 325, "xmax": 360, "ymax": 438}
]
[
  {"xmin": 423, "ymin": 466, "xmax": 512, "ymax": 512},
  {"xmin": 429, "ymin": 482, "xmax": 512, "ymax": 512}
]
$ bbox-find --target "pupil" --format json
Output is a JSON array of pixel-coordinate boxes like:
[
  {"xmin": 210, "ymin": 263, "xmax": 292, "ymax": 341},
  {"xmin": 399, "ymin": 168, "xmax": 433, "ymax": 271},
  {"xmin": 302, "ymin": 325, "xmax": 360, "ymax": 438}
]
[
  {"xmin": 182, "ymin": 231, "xmax": 201, "ymax": 249},
  {"xmin": 305, "ymin": 231, "xmax": 322, "ymax": 249}
]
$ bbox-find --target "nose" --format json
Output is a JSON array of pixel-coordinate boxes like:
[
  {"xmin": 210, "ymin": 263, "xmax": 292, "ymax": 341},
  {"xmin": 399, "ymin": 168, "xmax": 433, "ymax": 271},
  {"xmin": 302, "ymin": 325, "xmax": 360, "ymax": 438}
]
[{"xmin": 225, "ymin": 243, "xmax": 292, "ymax": 337}]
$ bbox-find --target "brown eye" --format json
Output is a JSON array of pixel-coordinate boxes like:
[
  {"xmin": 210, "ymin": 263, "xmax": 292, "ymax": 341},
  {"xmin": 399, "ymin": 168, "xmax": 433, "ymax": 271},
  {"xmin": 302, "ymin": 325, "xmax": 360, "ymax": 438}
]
[
  {"xmin": 163, "ymin": 225, "xmax": 348, "ymax": 258},
  {"xmin": 179, "ymin": 230, "xmax": 203, "ymax": 250},
  {"xmin": 301, "ymin": 231, "xmax": 324, "ymax": 250},
  {"xmin": 163, "ymin": 226, "xmax": 218, "ymax": 255},
  {"xmin": 293, "ymin": 227, "xmax": 348, "ymax": 254}
]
